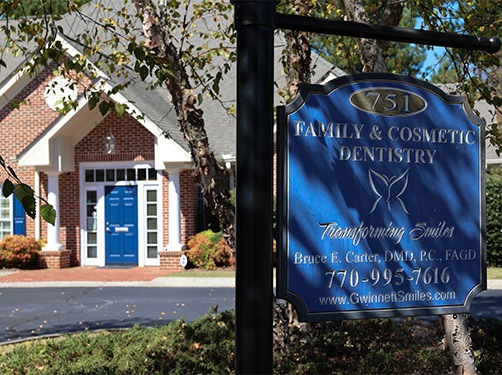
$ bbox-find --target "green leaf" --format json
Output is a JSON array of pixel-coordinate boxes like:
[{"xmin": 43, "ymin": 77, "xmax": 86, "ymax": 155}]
[
  {"xmin": 14, "ymin": 183, "xmax": 34, "ymax": 201},
  {"xmin": 41, "ymin": 204, "xmax": 56, "ymax": 226},
  {"xmin": 7, "ymin": 166, "xmax": 19, "ymax": 181},
  {"xmin": 88, "ymin": 94, "xmax": 99, "ymax": 110},
  {"xmin": 115, "ymin": 102, "xmax": 127, "ymax": 116},
  {"xmin": 139, "ymin": 65, "xmax": 149, "ymax": 80},
  {"xmin": 14, "ymin": 185, "xmax": 36, "ymax": 220},
  {"xmin": 21, "ymin": 196, "xmax": 36, "ymax": 219},
  {"xmin": 110, "ymin": 84, "xmax": 124, "ymax": 95},
  {"xmin": 134, "ymin": 47, "xmax": 146, "ymax": 61},
  {"xmin": 99, "ymin": 101, "xmax": 110, "ymax": 116},
  {"xmin": 2, "ymin": 179, "xmax": 14, "ymax": 198}
]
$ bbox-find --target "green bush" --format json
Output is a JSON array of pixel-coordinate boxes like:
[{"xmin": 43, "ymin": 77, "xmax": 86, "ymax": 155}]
[
  {"xmin": 186, "ymin": 230, "xmax": 235, "ymax": 270},
  {"xmin": 0, "ymin": 235, "xmax": 40, "ymax": 269},
  {"xmin": 486, "ymin": 168, "xmax": 502, "ymax": 267},
  {"xmin": 1, "ymin": 312, "xmax": 501, "ymax": 374},
  {"xmin": 0, "ymin": 311, "xmax": 236, "ymax": 375}
]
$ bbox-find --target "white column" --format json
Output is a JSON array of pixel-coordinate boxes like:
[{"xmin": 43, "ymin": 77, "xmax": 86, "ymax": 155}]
[
  {"xmin": 166, "ymin": 168, "xmax": 183, "ymax": 251},
  {"xmin": 43, "ymin": 172, "xmax": 62, "ymax": 251},
  {"xmin": 34, "ymin": 171, "xmax": 41, "ymax": 239},
  {"xmin": 225, "ymin": 161, "xmax": 235, "ymax": 189}
]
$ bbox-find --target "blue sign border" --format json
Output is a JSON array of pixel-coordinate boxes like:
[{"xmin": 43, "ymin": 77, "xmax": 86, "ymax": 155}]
[{"xmin": 277, "ymin": 73, "xmax": 486, "ymax": 322}]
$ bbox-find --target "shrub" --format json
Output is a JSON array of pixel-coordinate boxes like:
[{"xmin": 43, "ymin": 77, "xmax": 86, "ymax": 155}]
[
  {"xmin": 186, "ymin": 230, "xmax": 235, "ymax": 270},
  {"xmin": 2, "ymin": 312, "xmax": 502, "ymax": 374},
  {"xmin": 486, "ymin": 168, "xmax": 502, "ymax": 267},
  {"xmin": 0, "ymin": 235, "xmax": 40, "ymax": 269},
  {"xmin": 0, "ymin": 311, "xmax": 236, "ymax": 375}
]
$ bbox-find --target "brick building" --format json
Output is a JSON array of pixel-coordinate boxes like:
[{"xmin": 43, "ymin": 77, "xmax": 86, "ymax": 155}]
[
  {"xmin": 0, "ymin": 1, "xmax": 337, "ymax": 270},
  {"xmin": 0, "ymin": 59, "xmax": 206, "ymax": 269},
  {"xmin": 0, "ymin": 2, "xmax": 235, "ymax": 270}
]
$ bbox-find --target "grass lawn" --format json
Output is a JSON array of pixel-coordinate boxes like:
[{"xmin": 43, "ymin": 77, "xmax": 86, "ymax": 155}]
[
  {"xmin": 168, "ymin": 268, "xmax": 236, "ymax": 278},
  {"xmin": 488, "ymin": 267, "xmax": 502, "ymax": 279}
]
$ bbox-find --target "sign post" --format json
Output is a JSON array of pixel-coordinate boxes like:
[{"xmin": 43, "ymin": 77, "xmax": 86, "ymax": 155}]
[
  {"xmin": 277, "ymin": 73, "xmax": 485, "ymax": 321},
  {"xmin": 234, "ymin": 1, "xmax": 274, "ymax": 374}
]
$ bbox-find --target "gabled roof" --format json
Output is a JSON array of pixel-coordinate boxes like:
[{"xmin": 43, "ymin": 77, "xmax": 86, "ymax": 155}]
[{"xmin": 0, "ymin": 0, "xmax": 339, "ymax": 165}]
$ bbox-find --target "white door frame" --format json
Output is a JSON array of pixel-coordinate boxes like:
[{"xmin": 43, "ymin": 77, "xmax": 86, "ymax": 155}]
[{"xmin": 79, "ymin": 162, "xmax": 163, "ymax": 267}]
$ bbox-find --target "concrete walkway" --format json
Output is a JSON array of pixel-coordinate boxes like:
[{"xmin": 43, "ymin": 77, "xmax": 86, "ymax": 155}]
[
  {"xmin": 0, "ymin": 267, "xmax": 236, "ymax": 288},
  {"xmin": 0, "ymin": 267, "xmax": 500, "ymax": 289}
]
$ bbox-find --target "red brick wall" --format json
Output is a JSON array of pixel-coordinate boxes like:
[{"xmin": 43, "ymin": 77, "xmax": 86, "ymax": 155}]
[
  {"xmin": 159, "ymin": 250, "xmax": 185, "ymax": 271},
  {"xmin": 75, "ymin": 113, "xmax": 156, "ymax": 161},
  {"xmin": 180, "ymin": 170, "xmax": 199, "ymax": 244}
]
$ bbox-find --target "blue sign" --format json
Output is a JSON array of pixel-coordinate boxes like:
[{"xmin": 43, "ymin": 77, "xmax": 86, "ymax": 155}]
[{"xmin": 277, "ymin": 73, "xmax": 486, "ymax": 321}]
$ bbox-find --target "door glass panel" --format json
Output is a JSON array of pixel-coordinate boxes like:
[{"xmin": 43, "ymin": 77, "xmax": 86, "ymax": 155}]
[
  {"xmin": 116, "ymin": 169, "xmax": 126, "ymax": 181},
  {"xmin": 147, "ymin": 232, "xmax": 157, "ymax": 244},
  {"xmin": 106, "ymin": 169, "xmax": 115, "ymax": 182},
  {"xmin": 86, "ymin": 190, "xmax": 98, "ymax": 258},
  {"xmin": 146, "ymin": 189, "xmax": 158, "ymax": 258},
  {"xmin": 147, "ymin": 190, "xmax": 157, "ymax": 201},
  {"xmin": 148, "ymin": 168, "xmax": 157, "ymax": 180},
  {"xmin": 95, "ymin": 169, "xmax": 105, "ymax": 182},
  {"xmin": 147, "ymin": 246, "xmax": 157, "ymax": 258},
  {"xmin": 138, "ymin": 169, "xmax": 147, "ymax": 181},
  {"xmin": 87, "ymin": 246, "xmax": 97, "ymax": 258},
  {"xmin": 87, "ymin": 232, "xmax": 97, "ymax": 244},
  {"xmin": 146, "ymin": 204, "xmax": 156, "ymax": 216},
  {"xmin": 127, "ymin": 169, "xmax": 136, "ymax": 181},
  {"xmin": 86, "ymin": 191, "xmax": 97, "ymax": 203},
  {"xmin": 147, "ymin": 218, "xmax": 157, "ymax": 230},
  {"xmin": 85, "ymin": 170, "xmax": 94, "ymax": 182},
  {"xmin": 87, "ymin": 218, "xmax": 97, "ymax": 231},
  {"xmin": 86, "ymin": 205, "xmax": 96, "ymax": 217}
]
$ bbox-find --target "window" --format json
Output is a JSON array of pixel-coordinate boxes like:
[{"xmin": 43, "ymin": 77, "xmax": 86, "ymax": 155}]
[
  {"xmin": 0, "ymin": 194, "xmax": 26, "ymax": 239},
  {"xmin": 146, "ymin": 189, "xmax": 159, "ymax": 259},
  {"xmin": 0, "ymin": 195, "xmax": 11, "ymax": 238},
  {"xmin": 86, "ymin": 190, "xmax": 98, "ymax": 258},
  {"xmin": 84, "ymin": 167, "xmax": 157, "ymax": 183}
]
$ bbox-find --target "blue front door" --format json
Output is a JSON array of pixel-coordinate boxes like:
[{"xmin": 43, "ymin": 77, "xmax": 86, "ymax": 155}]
[{"xmin": 105, "ymin": 185, "xmax": 138, "ymax": 264}]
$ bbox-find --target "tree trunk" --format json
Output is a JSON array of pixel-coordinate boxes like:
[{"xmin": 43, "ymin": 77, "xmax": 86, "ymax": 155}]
[
  {"xmin": 133, "ymin": 0, "xmax": 235, "ymax": 250},
  {"xmin": 282, "ymin": 0, "xmax": 312, "ymax": 100},
  {"xmin": 442, "ymin": 314, "xmax": 477, "ymax": 375},
  {"xmin": 340, "ymin": 0, "xmax": 387, "ymax": 73}
]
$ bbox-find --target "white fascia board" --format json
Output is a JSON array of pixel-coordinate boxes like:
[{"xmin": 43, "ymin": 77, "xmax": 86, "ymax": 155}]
[{"xmin": 0, "ymin": 62, "xmax": 33, "ymax": 110}]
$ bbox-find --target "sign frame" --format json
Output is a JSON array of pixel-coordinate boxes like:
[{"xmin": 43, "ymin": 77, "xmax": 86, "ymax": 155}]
[{"xmin": 277, "ymin": 73, "xmax": 486, "ymax": 322}]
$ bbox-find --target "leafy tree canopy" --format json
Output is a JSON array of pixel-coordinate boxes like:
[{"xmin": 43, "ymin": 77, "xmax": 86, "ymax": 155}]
[
  {"xmin": 8, "ymin": 0, "xmax": 91, "ymax": 17},
  {"xmin": 0, "ymin": 0, "xmax": 499, "ymax": 230}
]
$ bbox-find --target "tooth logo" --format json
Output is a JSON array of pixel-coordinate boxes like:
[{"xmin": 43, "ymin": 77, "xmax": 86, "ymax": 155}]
[{"xmin": 369, "ymin": 169, "xmax": 409, "ymax": 214}]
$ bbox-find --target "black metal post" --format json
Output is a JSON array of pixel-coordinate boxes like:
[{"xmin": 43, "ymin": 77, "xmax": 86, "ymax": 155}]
[
  {"xmin": 276, "ymin": 13, "xmax": 501, "ymax": 53},
  {"xmin": 234, "ymin": 0, "xmax": 275, "ymax": 374}
]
